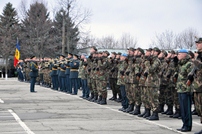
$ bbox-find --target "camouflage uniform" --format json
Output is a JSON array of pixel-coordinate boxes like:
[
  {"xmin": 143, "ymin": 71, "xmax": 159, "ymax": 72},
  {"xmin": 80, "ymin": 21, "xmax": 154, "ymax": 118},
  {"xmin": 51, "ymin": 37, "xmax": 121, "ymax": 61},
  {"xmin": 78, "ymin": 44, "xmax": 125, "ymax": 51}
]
[
  {"xmin": 96, "ymin": 56, "xmax": 110, "ymax": 104},
  {"xmin": 86, "ymin": 56, "xmax": 94, "ymax": 100},
  {"xmin": 176, "ymin": 54, "xmax": 192, "ymax": 131},
  {"xmin": 145, "ymin": 54, "xmax": 161, "ymax": 120}
]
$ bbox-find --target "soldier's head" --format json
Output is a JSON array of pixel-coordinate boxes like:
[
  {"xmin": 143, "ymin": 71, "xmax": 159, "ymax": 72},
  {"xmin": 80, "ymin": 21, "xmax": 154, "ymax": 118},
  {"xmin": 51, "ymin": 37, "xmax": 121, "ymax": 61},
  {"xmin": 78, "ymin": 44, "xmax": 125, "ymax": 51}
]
[
  {"xmin": 90, "ymin": 46, "xmax": 97, "ymax": 54},
  {"xmin": 177, "ymin": 49, "xmax": 188, "ymax": 60},
  {"xmin": 68, "ymin": 53, "xmax": 73, "ymax": 58},
  {"xmin": 111, "ymin": 52, "xmax": 116, "ymax": 59},
  {"xmin": 120, "ymin": 53, "xmax": 128, "ymax": 61},
  {"xmin": 127, "ymin": 47, "xmax": 135, "ymax": 56},
  {"xmin": 195, "ymin": 38, "xmax": 202, "ymax": 52},
  {"xmin": 158, "ymin": 50, "xmax": 167, "ymax": 59},
  {"xmin": 73, "ymin": 54, "xmax": 79, "ymax": 60},
  {"xmin": 59, "ymin": 54, "xmax": 65, "ymax": 60},
  {"xmin": 145, "ymin": 48, "xmax": 152, "ymax": 57},
  {"xmin": 30, "ymin": 55, "xmax": 36, "ymax": 61},
  {"xmin": 116, "ymin": 52, "xmax": 122, "ymax": 59},
  {"xmin": 98, "ymin": 51, "xmax": 103, "ymax": 58},
  {"xmin": 153, "ymin": 47, "xmax": 161, "ymax": 56},
  {"xmin": 103, "ymin": 51, "xmax": 110, "ymax": 57},
  {"xmin": 188, "ymin": 51, "xmax": 195, "ymax": 59},
  {"xmin": 136, "ymin": 47, "xmax": 145, "ymax": 57}
]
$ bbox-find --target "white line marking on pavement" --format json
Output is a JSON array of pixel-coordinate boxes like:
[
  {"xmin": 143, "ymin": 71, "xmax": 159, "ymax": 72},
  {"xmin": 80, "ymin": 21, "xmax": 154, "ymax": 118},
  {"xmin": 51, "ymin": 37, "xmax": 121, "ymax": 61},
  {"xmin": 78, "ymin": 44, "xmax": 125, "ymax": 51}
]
[
  {"xmin": 8, "ymin": 109, "xmax": 35, "ymax": 134},
  {"xmin": 0, "ymin": 99, "xmax": 4, "ymax": 103},
  {"xmin": 193, "ymin": 121, "xmax": 202, "ymax": 126}
]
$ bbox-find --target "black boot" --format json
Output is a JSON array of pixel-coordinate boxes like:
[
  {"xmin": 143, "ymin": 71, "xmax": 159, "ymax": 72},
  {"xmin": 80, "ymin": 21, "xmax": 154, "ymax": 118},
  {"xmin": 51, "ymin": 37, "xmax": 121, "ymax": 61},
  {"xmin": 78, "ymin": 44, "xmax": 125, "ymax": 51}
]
[
  {"xmin": 143, "ymin": 108, "xmax": 151, "ymax": 118},
  {"xmin": 172, "ymin": 109, "xmax": 181, "ymax": 118},
  {"xmin": 109, "ymin": 93, "xmax": 117, "ymax": 101},
  {"xmin": 91, "ymin": 94, "xmax": 98, "ymax": 102},
  {"xmin": 158, "ymin": 104, "xmax": 164, "ymax": 113},
  {"xmin": 192, "ymin": 109, "xmax": 198, "ymax": 115},
  {"xmin": 125, "ymin": 104, "xmax": 134, "ymax": 113},
  {"xmin": 100, "ymin": 98, "xmax": 107, "ymax": 105},
  {"xmin": 138, "ymin": 107, "xmax": 146, "ymax": 117},
  {"xmin": 87, "ymin": 92, "xmax": 94, "ymax": 101},
  {"xmin": 166, "ymin": 105, "xmax": 173, "ymax": 115},
  {"xmin": 97, "ymin": 96, "xmax": 102, "ymax": 104},
  {"xmin": 147, "ymin": 112, "xmax": 159, "ymax": 120},
  {"xmin": 129, "ymin": 105, "xmax": 141, "ymax": 115},
  {"xmin": 115, "ymin": 94, "xmax": 122, "ymax": 102}
]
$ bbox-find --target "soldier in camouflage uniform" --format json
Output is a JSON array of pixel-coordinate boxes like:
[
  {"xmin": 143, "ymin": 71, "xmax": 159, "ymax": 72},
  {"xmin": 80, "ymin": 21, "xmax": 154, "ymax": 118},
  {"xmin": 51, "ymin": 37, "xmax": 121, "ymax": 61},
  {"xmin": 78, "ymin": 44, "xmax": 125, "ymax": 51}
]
[
  {"xmin": 190, "ymin": 38, "xmax": 202, "ymax": 134},
  {"xmin": 175, "ymin": 49, "xmax": 192, "ymax": 132},
  {"xmin": 138, "ymin": 48, "xmax": 152, "ymax": 118},
  {"xmin": 144, "ymin": 47, "xmax": 161, "ymax": 120},
  {"xmin": 117, "ymin": 53, "xmax": 129, "ymax": 112},
  {"xmin": 166, "ymin": 51, "xmax": 181, "ymax": 118},
  {"xmin": 124, "ymin": 47, "xmax": 135, "ymax": 113},
  {"xmin": 130, "ymin": 47, "xmax": 144, "ymax": 115},
  {"xmin": 86, "ymin": 46, "xmax": 97, "ymax": 101},
  {"xmin": 157, "ymin": 50, "xmax": 172, "ymax": 115},
  {"xmin": 109, "ymin": 52, "xmax": 118, "ymax": 101},
  {"xmin": 96, "ymin": 51, "xmax": 110, "ymax": 105}
]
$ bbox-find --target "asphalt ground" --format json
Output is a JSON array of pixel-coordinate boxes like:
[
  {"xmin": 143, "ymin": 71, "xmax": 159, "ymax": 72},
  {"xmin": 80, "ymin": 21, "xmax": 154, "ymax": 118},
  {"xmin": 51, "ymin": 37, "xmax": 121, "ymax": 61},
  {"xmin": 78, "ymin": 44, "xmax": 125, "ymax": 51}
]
[{"xmin": 0, "ymin": 78, "xmax": 201, "ymax": 134}]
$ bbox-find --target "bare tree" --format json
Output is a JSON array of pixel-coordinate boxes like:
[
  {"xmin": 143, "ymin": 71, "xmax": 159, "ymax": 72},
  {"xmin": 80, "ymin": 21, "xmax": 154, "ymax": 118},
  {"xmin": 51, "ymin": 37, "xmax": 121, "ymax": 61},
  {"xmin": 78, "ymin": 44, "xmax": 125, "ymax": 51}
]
[
  {"xmin": 177, "ymin": 28, "xmax": 198, "ymax": 49},
  {"xmin": 118, "ymin": 33, "xmax": 138, "ymax": 49},
  {"xmin": 96, "ymin": 35, "xmax": 118, "ymax": 49},
  {"xmin": 151, "ymin": 30, "xmax": 176, "ymax": 50}
]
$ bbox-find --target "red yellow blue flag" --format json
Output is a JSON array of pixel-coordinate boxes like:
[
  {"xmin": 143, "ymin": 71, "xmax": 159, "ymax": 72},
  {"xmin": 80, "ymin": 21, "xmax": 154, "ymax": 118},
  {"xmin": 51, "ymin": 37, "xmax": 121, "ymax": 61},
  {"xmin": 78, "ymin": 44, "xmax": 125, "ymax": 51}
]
[{"xmin": 14, "ymin": 40, "xmax": 20, "ymax": 67}]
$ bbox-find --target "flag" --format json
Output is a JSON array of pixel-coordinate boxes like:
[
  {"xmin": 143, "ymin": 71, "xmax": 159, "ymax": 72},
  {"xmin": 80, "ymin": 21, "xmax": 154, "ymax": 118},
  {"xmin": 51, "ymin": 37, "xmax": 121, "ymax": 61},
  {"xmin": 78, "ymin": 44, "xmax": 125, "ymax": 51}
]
[{"xmin": 14, "ymin": 40, "xmax": 20, "ymax": 67}]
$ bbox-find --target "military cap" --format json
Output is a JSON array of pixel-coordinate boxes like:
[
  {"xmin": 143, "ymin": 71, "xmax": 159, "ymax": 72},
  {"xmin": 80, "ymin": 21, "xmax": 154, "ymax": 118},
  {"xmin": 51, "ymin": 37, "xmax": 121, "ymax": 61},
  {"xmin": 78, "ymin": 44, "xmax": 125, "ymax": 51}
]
[
  {"xmin": 73, "ymin": 54, "xmax": 79, "ymax": 58},
  {"xmin": 161, "ymin": 50, "xmax": 168, "ymax": 57},
  {"xmin": 91, "ymin": 46, "xmax": 98, "ymax": 51},
  {"xmin": 137, "ymin": 47, "xmax": 145, "ymax": 55},
  {"xmin": 111, "ymin": 52, "xmax": 117, "ymax": 55},
  {"xmin": 188, "ymin": 51, "xmax": 195, "ymax": 58},
  {"xmin": 104, "ymin": 51, "xmax": 110, "ymax": 56},
  {"xmin": 117, "ymin": 52, "xmax": 122, "ymax": 55},
  {"xmin": 68, "ymin": 53, "xmax": 73, "ymax": 56},
  {"xmin": 60, "ymin": 54, "xmax": 65, "ymax": 58},
  {"xmin": 127, "ymin": 47, "xmax": 135, "ymax": 51},
  {"xmin": 121, "ymin": 53, "xmax": 128, "ymax": 57},
  {"xmin": 98, "ymin": 51, "xmax": 103, "ymax": 54},
  {"xmin": 195, "ymin": 38, "xmax": 202, "ymax": 43},
  {"xmin": 168, "ymin": 50, "xmax": 175, "ymax": 54},
  {"xmin": 30, "ymin": 55, "xmax": 36, "ymax": 59},
  {"xmin": 146, "ymin": 48, "xmax": 153, "ymax": 52},
  {"xmin": 153, "ymin": 47, "xmax": 161, "ymax": 53},
  {"xmin": 178, "ymin": 49, "xmax": 188, "ymax": 53}
]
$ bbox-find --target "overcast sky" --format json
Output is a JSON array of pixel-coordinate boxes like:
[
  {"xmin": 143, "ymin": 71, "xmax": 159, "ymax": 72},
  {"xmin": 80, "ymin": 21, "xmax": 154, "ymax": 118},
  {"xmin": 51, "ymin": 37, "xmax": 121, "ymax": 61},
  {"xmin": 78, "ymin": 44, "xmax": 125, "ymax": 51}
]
[{"xmin": 0, "ymin": 0, "xmax": 201, "ymax": 48}]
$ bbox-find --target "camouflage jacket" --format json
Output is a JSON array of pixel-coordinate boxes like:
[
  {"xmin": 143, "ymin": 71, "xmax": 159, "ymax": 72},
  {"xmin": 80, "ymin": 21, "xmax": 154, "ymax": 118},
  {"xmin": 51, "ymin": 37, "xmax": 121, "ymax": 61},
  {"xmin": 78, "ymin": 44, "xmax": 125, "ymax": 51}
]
[
  {"xmin": 158, "ymin": 59, "xmax": 169, "ymax": 86},
  {"xmin": 176, "ymin": 56, "xmax": 192, "ymax": 93},
  {"xmin": 117, "ymin": 60, "xmax": 128, "ymax": 85},
  {"xmin": 97, "ymin": 57, "xmax": 110, "ymax": 81},
  {"xmin": 78, "ymin": 60, "xmax": 87, "ymax": 79},
  {"xmin": 109, "ymin": 58, "xmax": 119, "ymax": 79},
  {"xmin": 192, "ymin": 52, "xmax": 202, "ymax": 92},
  {"xmin": 145, "ymin": 56, "xmax": 161, "ymax": 88}
]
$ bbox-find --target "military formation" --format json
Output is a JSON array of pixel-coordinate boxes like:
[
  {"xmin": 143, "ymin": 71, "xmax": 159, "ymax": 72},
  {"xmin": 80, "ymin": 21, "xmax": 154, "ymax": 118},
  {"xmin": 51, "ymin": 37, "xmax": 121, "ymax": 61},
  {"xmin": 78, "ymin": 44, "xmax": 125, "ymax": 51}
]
[{"xmin": 16, "ymin": 38, "xmax": 202, "ymax": 134}]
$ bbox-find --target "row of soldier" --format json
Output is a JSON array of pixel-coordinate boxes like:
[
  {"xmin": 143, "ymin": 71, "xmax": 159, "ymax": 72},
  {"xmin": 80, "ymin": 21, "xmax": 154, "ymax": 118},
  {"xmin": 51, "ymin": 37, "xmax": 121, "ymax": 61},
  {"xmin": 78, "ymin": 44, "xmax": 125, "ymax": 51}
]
[{"xmin": 16, "ymin": 39, "xmax": 202, "ymax": 133}]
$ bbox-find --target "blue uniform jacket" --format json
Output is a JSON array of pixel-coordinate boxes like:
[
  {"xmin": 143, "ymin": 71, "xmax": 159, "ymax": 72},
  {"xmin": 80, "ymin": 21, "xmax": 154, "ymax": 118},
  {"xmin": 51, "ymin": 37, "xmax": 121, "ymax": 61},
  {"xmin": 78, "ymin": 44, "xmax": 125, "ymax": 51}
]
[
  {"xmin": 69, "ymin": 60, "xmax": 80, "ymax": 78},
  {"xmin": 29, "ymin": 61, "xmax": 38, "ymax": 77}
]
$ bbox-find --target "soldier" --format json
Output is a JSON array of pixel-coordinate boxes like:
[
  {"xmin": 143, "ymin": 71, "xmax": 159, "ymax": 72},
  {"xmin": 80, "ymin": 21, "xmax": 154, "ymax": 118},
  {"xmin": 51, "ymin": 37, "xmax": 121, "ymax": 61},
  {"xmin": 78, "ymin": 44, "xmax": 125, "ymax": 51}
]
[
  {"xmin": 50, "ymin": 58, "xmax": 58, "ymax": 90},
  {"xmin": 29, "ymin": 55, "xmax": 38, "ymax": 93},
  {"xmin": 87, "ymin": 46, "xmax": 97, "ymax": 101},
  {"xmin": 144, "ymin": 47, "xmax": 161, "ymax": 120},
  {"xmin": 69, "ymin": 54, "xmax": 80, "ymax": 95},
  {"xmin": 78, "ymin": 53, "xmax": 89, "ymax": 98},
  {"xmin": 130, "ymin": 47, "xmax": 144, "ymax": 115},
  {"xmin": 191, "ymin": 38, "xmax": 202, "ymax": 134},
  {"xmin": 65, "ymin": 53, "xmax": 73, "ymax": 93},
  {"xmin": 96, "ymin": 51, "xmax": 110, "ymax": 105},
  {"xmin": 124, "ymin": 47, "xmax": 136, "ymax": 113},
  {"xmin": 109, "ymin": 52, "xmax": 118, "ymax": 101},
  {"xmin": 117, "ymin": 53, "xmax": 129, "ymax": 112},
  {"xmin": 175, "ymin": 49, "xmax": 192, "ymax": 132},
  {"xmin": 138, "ymin": 48, "xmax": 152, "ymax": 118},
  {"xmin": 58, "ymin": 55, "xmax": 66, "ymax": 91}
]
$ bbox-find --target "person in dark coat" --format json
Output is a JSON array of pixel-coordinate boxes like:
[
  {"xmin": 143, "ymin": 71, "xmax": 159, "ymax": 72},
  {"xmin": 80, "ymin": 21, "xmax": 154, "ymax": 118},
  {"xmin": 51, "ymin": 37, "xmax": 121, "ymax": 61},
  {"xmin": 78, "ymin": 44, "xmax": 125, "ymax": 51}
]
[{"xmin": 29, "ymin": 55, "xmax": 38, "ymax": 92}]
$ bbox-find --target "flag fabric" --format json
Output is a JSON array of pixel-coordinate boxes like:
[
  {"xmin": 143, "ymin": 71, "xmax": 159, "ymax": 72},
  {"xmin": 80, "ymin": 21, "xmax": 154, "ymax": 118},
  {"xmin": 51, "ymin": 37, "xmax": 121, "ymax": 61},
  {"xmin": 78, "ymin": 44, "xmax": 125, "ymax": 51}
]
[{"xmin": 14, "ymin": 40, "xmax": 20, "ymax": 67}]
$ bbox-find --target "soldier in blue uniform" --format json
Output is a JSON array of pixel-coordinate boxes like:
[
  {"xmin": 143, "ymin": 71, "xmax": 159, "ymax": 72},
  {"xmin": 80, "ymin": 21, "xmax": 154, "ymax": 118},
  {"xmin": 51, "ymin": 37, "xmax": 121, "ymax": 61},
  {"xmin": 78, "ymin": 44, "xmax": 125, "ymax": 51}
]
[
  {"xmin": 65, "ymin": 53, "xmax": 73, "ymax": 93},
  {"xmin": 69, "ymin": 54, "xmax": 80, "ymax": 95},
  {"xmin": 58, "ymin": 55, "xmax": 66, "ymax": 91},
  {"xmin": 29, "ymin": 55, "xmax": 38, "ymax": 93},
  {"xmin": 50, "ymin": 58, "xmax": 59, "ymax": 90}
]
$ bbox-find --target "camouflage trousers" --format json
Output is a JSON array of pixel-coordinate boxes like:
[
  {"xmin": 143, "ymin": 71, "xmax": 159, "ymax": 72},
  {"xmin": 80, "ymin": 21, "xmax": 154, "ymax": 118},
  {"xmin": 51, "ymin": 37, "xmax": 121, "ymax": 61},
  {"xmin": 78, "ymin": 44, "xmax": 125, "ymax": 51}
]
[
  {"xmin": 125, "ymin": 83, "xmax": 135, "ymax": 105},
  {"xmin": 173, "ymin": 88, "xmax": 180, "ymax": 110},
  {"xmin": 109, "ymin": 78, "xmax": 120, "ymax": 97},
  {"xmin": 194, "ymin": 92, "xmax": 202, "ymax": 118},
  {"xmin": 91, "ymin": 79, "xmax": 97, "ymax": 95},
  {"xmin": 132, "ymin": 85, "xmax": 142, "ymax": 106},
  {"xmin": 159, "ymin": 84, "xmax": 174, "ymax": 106},
  {"xmin": 140, "ymin": 86, "xmax": 150, "ymax": 109},
  {"xmin": 87, "ymin": 78, "xmax": 92, "ymax": 92},
  {"xmin": 97, "ymin": 80, "xmax": 108, "ymax": 98},
  {"xmin": 147, "ymin": 87, "xmax": 159, "ymax": 112}
]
